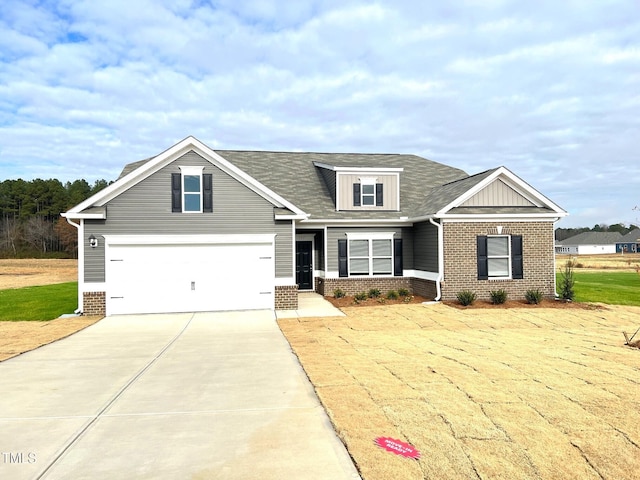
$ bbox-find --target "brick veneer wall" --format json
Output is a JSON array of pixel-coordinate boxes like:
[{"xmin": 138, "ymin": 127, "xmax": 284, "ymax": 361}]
[
  {"xmin": 275, "ymin": 285, "xmax": 298, "ymax": 310},
  {"xmin": 411, "ymin": 278, "xmax": 437, "ymax": 300},
  {"xmin": 83, "ymin": 291, "xmax": 106, "ymax": 316},
  {"xmin": 441, "ymin": 221, "xmax": 556, "ymax": 301},
  {"xmin": 317, "ymin": 277, "xmax": 412, "ymax": 297}
]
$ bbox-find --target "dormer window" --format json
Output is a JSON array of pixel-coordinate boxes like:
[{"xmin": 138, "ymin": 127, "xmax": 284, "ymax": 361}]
[
  {"xmin": 354, "ymin": 177, "xmax": 382, "ymax": 207},
  {"xmin": 312, "ymin": 162, "xmax": 403, "ymax": 212}
]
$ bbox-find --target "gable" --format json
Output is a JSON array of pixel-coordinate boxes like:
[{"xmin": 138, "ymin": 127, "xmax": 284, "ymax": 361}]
[
  {"xmin": 64, "ymin": 137, "xmax": 306, "ymax": 218},
  {"xmin": 435, "ymin": 167, "xmax": 567, "ymax": 219},
  {"xmin": 460, "ymin": 179, "xmax": 536, "ymax": 207}
]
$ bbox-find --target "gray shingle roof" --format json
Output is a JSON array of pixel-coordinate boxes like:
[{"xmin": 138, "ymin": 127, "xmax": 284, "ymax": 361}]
[
  {"xmin": 214, "ymin": 150, "xmax": 468, "ymax": 219},
  {"xmin": 558, "ymin": 231, "xmax": 623, "ymax": 245},
  {"xmin": 617, "ymin": 229, "xmax": 640, "ymax": 243}
]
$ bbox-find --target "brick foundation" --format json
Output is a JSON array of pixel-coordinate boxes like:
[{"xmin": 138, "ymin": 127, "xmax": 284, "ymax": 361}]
[
  {"xmin": 83, "ymin": 291, "xmax": 106, "ymax": 316},
  {"xmin": 317, "ymin": 277, "xmax": 413, "ymax": 297},
  {"xmin": 275, "ymin": 285, "xmax": 299, "ymax": 310},
  {"xmin": 411, "ymin": 278, "xmax": 438, "ymax": 300}
]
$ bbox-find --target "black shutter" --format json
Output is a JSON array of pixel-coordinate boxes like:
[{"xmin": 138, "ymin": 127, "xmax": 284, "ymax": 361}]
[
  {"xmin": 171, "ymin": 173, "xmax": 182, "ymax": 212},
  {"xmin": 376, "ymin": 183, "xmax": 383, "ymax": 206},
  {"xmin": 338, "ymin": 239, "xmax": 348, "ymax": 277},
  {"xmin": 353, "ymin": 183, "xmax": 361, "ymax": 206},
  {"xmin": 477, "ymin": 236, "xmax": 488, "ymax": 280},
  {"xmin": 511, "ymin": 235, "xmax": 523, "ymax": 279},
  {"xmin": 203, "ymin": 174, "xmax": 213, "ymax": 213},
  {"xmin": 394, "ymin": 238, "xmax": 403, "ymax": 276}
]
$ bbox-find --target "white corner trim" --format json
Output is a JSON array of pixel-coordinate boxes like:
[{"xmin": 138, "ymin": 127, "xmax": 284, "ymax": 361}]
[{"xmin": 274, "ymin": 277, "xmax": 296, "ymax": 286}]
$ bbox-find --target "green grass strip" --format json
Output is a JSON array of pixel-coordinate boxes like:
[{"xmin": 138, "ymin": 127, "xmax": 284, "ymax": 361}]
[
  {"xmin": 0, "ymin": 282, "xmax": 78, "ymax": 321},
  {"xmin": 559, "ymin": 271, "xmax": 640, "ymax": 306}
]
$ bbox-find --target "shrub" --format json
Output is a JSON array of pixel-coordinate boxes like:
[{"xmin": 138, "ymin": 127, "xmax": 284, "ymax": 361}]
[
  {"xmin": 333, "ymin": 288, "xmax": 345, "ymax": 299},
  {"xmin": 354, "ymin": 291, "xmax": 368, "ymax": 301},
  {"xmin": 368, "ymin": 288, "xmax": 381, "ymax": 298},
  {"xmin": 403, "ymin": 295, "xmax": 414, "ymax": 303},
  {"xmin": 525, "ymin": 289, "xmax": 543, "ymax": 305},
  {"xmin": 456, "ymin": 290, "xmax": 477, "ymax": 306},
  {"xmin": 559, "ymin": 260, "xmax": 575, "ymax": 301},
  {"xmin": 490, "ymin": 289, "xmax": 508, "ymax": 305},
  {"xmin": 398, "ymin": 288, "xmax": 410, "ymax": 297},
  {"xmin": 386, "ymin": 290, "xmax": 399, "ymax": 300}
]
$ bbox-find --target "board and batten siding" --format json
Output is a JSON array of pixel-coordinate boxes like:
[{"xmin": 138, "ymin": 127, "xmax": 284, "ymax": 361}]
[
  {"xmin": 412, "ymin": 221, "xmax": 439, "ymax": 272},
  {"xmin": 326, "ymin": 227, "xmax": 410, "ymax": 273},
  {"xmin": 461, "ymin": 179, "xmax": 535, "ymax": 207},
  {"xmin": 336, "ymin": 173, "xmax": 399, "ymax": 211},
  {"xmin": 83, "ymin": 151, "xmax": 292, "ymax": 282}
]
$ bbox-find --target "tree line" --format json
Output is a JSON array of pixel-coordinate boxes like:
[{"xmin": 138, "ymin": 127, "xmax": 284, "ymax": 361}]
[
  {"xmin": 0, "ymin": 178, "xmax": 111, "ymax": 258},
  {"xmin": 555, "ymin": 223, "xmax": 640, "ymax": 242}
]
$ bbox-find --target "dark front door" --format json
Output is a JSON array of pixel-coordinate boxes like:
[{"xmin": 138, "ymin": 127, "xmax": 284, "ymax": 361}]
[{"xmin": 296, "ymin": 241, "xmax": 313, "ymax": 290}]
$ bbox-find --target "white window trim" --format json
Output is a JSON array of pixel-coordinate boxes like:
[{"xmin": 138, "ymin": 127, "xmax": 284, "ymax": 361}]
[
  {"xmin": 487, "ymin": 235, "xmax": 512, "ymax": 279},
  {"xmin": 179, "ymin": 166, "xmax": 204, "ymax": 213},
  {"xmin": 346, "ymin": 232, "xmax": 395, "ymax": 277},
  {"xmin": 359, "ymin": 177, "xmax": 377, "ymax": 207}
]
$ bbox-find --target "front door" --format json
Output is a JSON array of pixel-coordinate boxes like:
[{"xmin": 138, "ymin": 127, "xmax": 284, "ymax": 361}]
[{"xmin": 296, "ymin": 241, "xmax": 313, "ymax": 290}]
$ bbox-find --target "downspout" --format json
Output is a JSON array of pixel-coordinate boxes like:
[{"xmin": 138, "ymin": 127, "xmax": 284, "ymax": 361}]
[
  {"xmin": 552, "ymin": 217, "xmax": 561, "ymax": 299},
  {"xmin": 64, "ymin": 216, "xmax": 83, "ymax": 314},
  {"xmin": 429, "ymin": 217, "xmax": 444, "ymax": 301}
]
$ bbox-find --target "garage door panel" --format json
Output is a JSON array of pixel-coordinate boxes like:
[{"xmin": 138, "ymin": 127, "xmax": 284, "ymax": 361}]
[{"xmin": 106, "ymin": 240, "xmax": 274, "ymax": 315}]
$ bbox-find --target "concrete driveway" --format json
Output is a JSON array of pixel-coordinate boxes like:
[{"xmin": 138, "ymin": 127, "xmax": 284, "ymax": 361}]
[{"xmin": 0, "ymin": 311, "xmax": 360, "ymax": 480}]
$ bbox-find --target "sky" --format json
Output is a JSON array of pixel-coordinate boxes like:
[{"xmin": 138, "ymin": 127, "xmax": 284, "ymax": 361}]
[{"xmin": 0, "ymin": 1, "xmax": 639, "ymax": 228}]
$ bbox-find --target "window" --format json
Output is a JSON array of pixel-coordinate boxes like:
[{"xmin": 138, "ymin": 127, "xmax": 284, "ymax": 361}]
[
  {"xmin": 171, "ymin": 168, "xmax": 213, "ymax": 213},
  {"xmin": 353, "ymin": 180, "xmax": 383, "ymax": 207},
  {"xmin": 338, "ymin": 234, "xmax": 403, "ymax": 277},
  {"xmin": 487, "ymin": 236, "xmax": 510, "ymax": 277},
  {"xmin": 349, "ymin": 238, "xmax": 392, "ymax": 275},
  {"xmin": 477, "ymin": 235, "xmax": 523, "ymax": 280},
  {"xmin": 183, "ymin": 174, "xmax": 202, "ymax": 212},
  {"xmin": 362, "ymin": 183, "xmax": 375, "ymax": 206}
]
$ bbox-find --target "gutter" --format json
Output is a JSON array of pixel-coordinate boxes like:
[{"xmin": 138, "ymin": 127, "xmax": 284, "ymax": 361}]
[
  {"xmin": 429, "ymin": 217, "xmax": 444, "ymax": 301},
  {"xmin": 64, "ymin": 216, "xmax": 83, "ymax": 315}
]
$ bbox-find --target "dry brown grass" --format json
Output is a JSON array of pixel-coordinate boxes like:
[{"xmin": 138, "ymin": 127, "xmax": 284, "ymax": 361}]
[
  {"xmin": 0, "ymin": 258, "xmax": 99, "ymax": 361},
  {"xmin": 278, "ymin": 303, "xmax": 640, "ymax": 480},
  {"xmin": 0, "ymin": 316, "xmax": 102, "ymax": 361},
  {"xmin": 0, "ymin": 258, "xmax": 78, "ymax": 289},
  {"xmin": 556, "ymin": 253, "xmax": 640, "ymax": 271}
]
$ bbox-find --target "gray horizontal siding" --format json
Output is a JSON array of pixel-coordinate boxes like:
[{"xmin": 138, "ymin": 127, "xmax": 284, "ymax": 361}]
[
  {"xmin": 274, "ymin": 221, "xmax": 293, "ymax": 278},
  {"xmin": 84, "ymin": 151, "xmax": 291, "ymax": 282},
  {"xmin": 413, "ymin": 221, "xmax": 439, "ymax": 272}
]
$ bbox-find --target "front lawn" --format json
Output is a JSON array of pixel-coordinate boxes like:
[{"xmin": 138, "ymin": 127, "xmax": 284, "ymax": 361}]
[
  {"xmin": 559, "ymin": 271, "xmax": 640, "ymax": 306},
  {"xmin": 0, "ymin": 282, "xmax": 78, "ymax": 321}
]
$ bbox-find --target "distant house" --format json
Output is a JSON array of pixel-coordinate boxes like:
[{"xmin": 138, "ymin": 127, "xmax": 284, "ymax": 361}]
[
  {"xmin": 615, "ymin": 229, "xmax": 640, "ymax": 253},
  {"xmin": 555, "ymin": 232, "xmax": 622, "ymax": 255}
]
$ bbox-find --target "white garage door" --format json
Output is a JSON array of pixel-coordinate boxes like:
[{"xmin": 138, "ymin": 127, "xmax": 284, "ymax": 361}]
[{"xmin": 105, "ymin": 235, "xmax": 274, "ymax": 315}]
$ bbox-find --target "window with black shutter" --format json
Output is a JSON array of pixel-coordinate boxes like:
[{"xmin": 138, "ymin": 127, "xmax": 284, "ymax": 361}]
[{"xmin": 477, "ymin": 234, "xmax": 523, "ymax": 280}]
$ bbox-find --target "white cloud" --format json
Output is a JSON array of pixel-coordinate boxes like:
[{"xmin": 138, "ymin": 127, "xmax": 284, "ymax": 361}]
[{"xmin": 0, "ymin": 0, "xmax": 639, "ymax": 228}]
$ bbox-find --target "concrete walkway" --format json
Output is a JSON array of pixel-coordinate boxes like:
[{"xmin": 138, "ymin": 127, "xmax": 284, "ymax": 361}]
[
  {"xmin": 0, "ymin": 311, "xmax": 360, "ymax": 480},
  {"xmin": 276, "ymin": 292, "xmax": 345, "ymax": 319}
]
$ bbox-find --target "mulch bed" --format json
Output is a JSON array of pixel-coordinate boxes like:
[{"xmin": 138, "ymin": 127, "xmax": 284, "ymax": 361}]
[{"xmin": 325, "ymin": 294, "xmax": 608, "ymax": 311}]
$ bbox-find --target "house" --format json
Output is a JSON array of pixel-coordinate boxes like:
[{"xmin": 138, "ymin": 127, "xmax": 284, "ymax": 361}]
[
  {"xmin": 555, "ymin": 232, "xmax": 622, "ymax": 255},
  {"xmin": 615, "ymin": 229, "xmax": 640, "ymax": 253},
  {"xmin": 62, "ymin": 136, "xmax": 567, "ymax": 316}
]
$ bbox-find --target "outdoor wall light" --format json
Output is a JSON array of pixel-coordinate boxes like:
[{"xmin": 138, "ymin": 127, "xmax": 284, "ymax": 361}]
[{"xmin": 89, "ymin": 234, "xmax": 98, "ymax": 248}]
